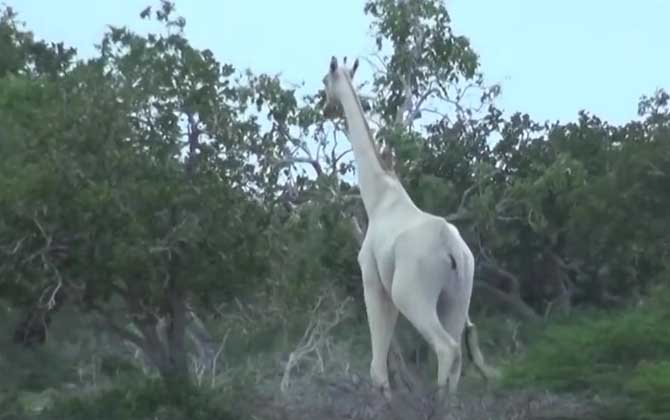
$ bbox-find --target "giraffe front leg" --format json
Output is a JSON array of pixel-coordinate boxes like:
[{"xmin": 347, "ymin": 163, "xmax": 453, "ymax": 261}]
[{"xmin": 361, "ymin": 261, "xmax": 398, "ymax": 400}]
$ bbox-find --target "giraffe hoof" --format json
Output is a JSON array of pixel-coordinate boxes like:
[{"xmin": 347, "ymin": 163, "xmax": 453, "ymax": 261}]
[
  {"xmin": 378, "ymin": 385, "xmax": 392, "ymax": 401},
  {"xmin": 433, "ymin": 386, "xmax": 457, "ymax": 411}
]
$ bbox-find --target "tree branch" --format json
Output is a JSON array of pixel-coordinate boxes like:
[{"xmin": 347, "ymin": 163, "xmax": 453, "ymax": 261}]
[
  {"xmin": 91, "ymin": 303, "xmax": 147, "ymax": 350},
  {"xmin": 473, "ymin": 281, "xmax": 540, "ymax": 323},
  {"xmin": 443, "ymin": 182, "xmax": 479, "ymax": 222},
  {"xmin": 280, "ymin": 291, "xmax": 352, "ymax": 394},
  {"xmin": 394, "ymin": 4, "xmax": 426, "ymax": 128},
  {"xmin": 275, "ymin": 156, "xmax": 323, "ymax": 177},
  {"xmin": 351, "ymin": 216, "xmax": 365, "ymax": 244}
]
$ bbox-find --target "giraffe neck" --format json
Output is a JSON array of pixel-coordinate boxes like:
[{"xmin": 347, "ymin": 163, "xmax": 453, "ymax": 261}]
[{"xmin": 338, "ymin": 76, "xmax": 402, "ymax": 215}]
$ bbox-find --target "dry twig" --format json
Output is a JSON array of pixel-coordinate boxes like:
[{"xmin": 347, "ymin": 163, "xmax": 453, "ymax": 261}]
[{"xmin": 280, "ymin": 291, "xmax": 353, "ymax": 394}]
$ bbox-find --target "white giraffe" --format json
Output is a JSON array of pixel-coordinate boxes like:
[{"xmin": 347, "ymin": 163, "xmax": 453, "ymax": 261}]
[{"xmin": 321, "ymin": 56, "xmax": 498, "ymax": 399}]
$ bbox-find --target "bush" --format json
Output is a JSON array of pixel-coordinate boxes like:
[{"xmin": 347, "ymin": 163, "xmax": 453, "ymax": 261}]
[
  {"xmin": 503, "ymin": 286, "xmax": 670, "ymax": 419},
  {"xmin": 626, "ymin": 361, "xmax": 670, "ymax": 420},
  {"xmin": 35, "ymin": 378, "xmax": 238, "ymax": 420}
]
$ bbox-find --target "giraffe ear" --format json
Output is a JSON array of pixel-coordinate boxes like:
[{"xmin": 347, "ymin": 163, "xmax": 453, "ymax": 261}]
[
  {"xmin": 351, "ymin": 58, "xmax": 359, "ymax": 78},
  {"xmin": 330, "ymin": 56, "xmax": 338, "ymax": 73}
]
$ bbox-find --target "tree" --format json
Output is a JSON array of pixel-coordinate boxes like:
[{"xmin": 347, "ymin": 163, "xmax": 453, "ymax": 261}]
[{"xmin": 0, "ymin": 2, "xmax": 288, "ymax": 384}]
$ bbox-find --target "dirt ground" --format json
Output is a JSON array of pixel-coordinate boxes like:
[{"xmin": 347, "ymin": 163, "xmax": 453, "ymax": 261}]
[{"xmin": 241, "ymin": 373, "xmax": 608, "ymax": 420}]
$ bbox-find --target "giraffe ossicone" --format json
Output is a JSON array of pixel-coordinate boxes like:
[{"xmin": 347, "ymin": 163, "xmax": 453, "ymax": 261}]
[{"xmin": 321, "ymin": 56, "xmax": 500, "ymax": 400}]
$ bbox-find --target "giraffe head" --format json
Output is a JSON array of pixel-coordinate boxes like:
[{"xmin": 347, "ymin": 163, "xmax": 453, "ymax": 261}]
[{"xmin": 322, "ymin": 56, "xmax": 359, "ymax": 111}]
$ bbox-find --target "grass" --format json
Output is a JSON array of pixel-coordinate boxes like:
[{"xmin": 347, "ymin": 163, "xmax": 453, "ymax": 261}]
[
  {"xmin": 503, "ymin": 285, "xmax": 670, "ymax": 419},
  {"xmin": 4, "ymin": 286, "xmax": 670, "ymax": 420},
  {"xmin": 8, "ymin": 377, "xmax": 239, "ymax": 420}
]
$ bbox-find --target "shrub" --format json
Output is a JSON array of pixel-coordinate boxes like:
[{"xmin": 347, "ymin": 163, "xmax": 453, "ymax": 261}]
[
  {"xmin": 626, "ymin": 361, "xmax": 670, "ymax": 420},
  {"xmin": 36, "ymin": 378, "xmax": 238, "ymax": 420},
  {"xmin": 503, "ymin": 286, "xmax": 670, "ymax": 419}
]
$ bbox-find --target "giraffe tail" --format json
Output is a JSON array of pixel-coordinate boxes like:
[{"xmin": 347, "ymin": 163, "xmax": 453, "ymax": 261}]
[{"xmin": 464, "ymin": 317, "xmax": 502, "ymax": 382}]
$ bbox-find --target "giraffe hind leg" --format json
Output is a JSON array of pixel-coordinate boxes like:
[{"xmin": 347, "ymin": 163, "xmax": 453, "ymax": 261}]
[{"xmin": 391, "ymin": 263, "xmax": 459, "ymax": 393}]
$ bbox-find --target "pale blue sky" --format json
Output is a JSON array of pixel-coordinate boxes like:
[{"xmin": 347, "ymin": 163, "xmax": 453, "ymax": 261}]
[{"xmin": 11, "ymin": 0, "xmax": 670, "ymax": 125}]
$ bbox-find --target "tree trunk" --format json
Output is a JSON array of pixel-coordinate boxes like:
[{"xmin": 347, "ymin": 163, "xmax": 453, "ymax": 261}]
[
  {"xmin": 158, "ymin": 208, "xmax": 190, "ymax": 385},
  {"xmin": 13, "ymin": 283, "xmax": 67, "ymax": 347},
  {"xmin": 473, "ymin": 281, "xmax": 541, "ymax": 323},
  {"xmin": 162, "ymin": 277, "xmax": 189, "ymax": 385},
  {"xmin": 139, "ymin": 301, "xmax": 189, "ymax": 385},
  {"xmin": 123, "ymin": 253, "xmax": 190, "ymax": 385}
]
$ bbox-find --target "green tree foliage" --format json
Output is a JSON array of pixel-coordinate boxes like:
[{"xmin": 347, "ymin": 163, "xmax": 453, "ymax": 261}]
[{"xmin": 0, "ymin": 1, "xmax": 287, "ymax": 383}]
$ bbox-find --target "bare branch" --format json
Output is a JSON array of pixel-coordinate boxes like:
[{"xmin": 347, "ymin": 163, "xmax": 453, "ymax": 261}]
[
  {"xmin": 280, "ymin": 291, "xmax": 353, "ymax": 394},
  {"xmin": 351, "ymin": 216, "xmax": 365, "ymax": 244},
  {"xmin": 645, "ymin": 160, "xmax": 666, "ymax": 177},
  {"xmin": 479, "ymin": 258, "xmax": 522, "ymax": 296},
  {"xmin": 32, "ymin": 217, "xmax": 51, "ymax": 246},
  {"xmin": 275, "ymin": 156, "xmax": 323, "ymax": 177},
  {"xmin": 362, "ymin": 55, "xmax": 387, "ymax": 76},
  {"xmin": 443, "ymin": 182, "xmax": 479, "ymax": 222},
  {"xmin": 395, "ymin": 73, "xmax": 414, "ymax": 126},
  {"xmin": 210, "ymin": 329, "xmax": 231, "ymax": 388},
  {"xmin": 92, "ymin": 303, "xmax": 147, "ymax": 350},
  {"xmin": 333, "ymin": 148, "xmax": 353, "ymax": 170},
  {"xmin": 458, "ymin": 183, "xmax": 478, "ymax": 212},
  {"xmin": 38, "ymin": 277, "xmax": 62, "ymax": 310},
  {"xmin": 8, "ymin": 237, "xmax": 27, "ymax": 255},
  {"xmin": 406, "ymin": 87, "xmax": 440, "ymax": 124},
  {"xmin": 389, "ymin": 337, "xmax": 424, "ymax": 393},
  {"xmin": 473, "ymin": 281, "xmax": 540, "ymax": 323},
  {"xmin": 394, "ymin": 10, "xmax": 427, "ymax": 128}
]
